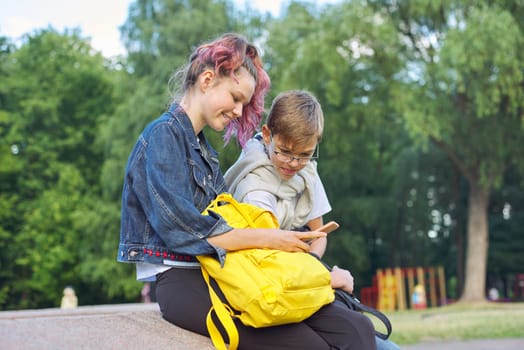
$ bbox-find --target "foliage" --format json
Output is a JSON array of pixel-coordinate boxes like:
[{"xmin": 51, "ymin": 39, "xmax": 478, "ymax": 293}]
[
  {"xmin": 372, "ymin": 0, "xmax": 524, "ymax": 301},
  {"xmin": 0, "ymin": 28, "xmax": 118, "ymax": 309},
  {"xmin": 74, "ymin": 196, "xmax": 142, "ymax": 303},
  {"xmin": 0, "ymin": 0, "xmax": 522, "ymax": 310}
]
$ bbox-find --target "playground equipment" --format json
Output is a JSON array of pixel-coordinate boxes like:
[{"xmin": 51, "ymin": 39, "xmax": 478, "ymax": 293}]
[{"xmin": 360, "ymin": 266, "xmax": 447, "ymax": 311}]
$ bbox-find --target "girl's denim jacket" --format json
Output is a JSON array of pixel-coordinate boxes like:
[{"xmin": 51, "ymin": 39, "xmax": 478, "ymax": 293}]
[{"xmin": 117, "ymin": 103, "xmax": 232, "ymax": 266}]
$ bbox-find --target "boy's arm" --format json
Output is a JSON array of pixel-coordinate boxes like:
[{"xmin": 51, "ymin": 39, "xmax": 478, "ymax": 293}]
[{"xmin": 306, "ymin": 217, "xmax": 323, "ymax": 231}]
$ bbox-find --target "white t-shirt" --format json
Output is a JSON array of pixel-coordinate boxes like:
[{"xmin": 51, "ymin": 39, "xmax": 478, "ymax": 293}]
[
  {"xmin": 243, "ymin": 173, "xmax": 331, "ymax": 230},
  {"xmin": 136, "ymin": 259, "xmax": 200, "ymax": 282}
]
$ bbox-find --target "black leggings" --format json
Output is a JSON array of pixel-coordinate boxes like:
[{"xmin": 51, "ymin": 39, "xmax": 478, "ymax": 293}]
[{"xmin": 156, "ymin": 267, "xmax": 377, "ymax": 350}]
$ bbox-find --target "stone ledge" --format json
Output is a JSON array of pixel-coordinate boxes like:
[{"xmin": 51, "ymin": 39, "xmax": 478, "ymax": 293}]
[{"xmin": 0, "ymin": 303, "xmax": 215, "ymax": 350}]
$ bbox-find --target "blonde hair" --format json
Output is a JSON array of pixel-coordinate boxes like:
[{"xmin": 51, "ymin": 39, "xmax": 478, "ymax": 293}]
[{"xmin": 266, "ymin": 90, "xmax": 324, "ymax": 147}]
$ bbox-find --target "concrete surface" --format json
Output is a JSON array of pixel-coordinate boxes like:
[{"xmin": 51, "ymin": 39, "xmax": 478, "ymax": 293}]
[
  {"xmin": 1, "ymin": 303, "xmax": 522, "ymax": 349},
  {"xmin": 0, "ymin": 303, "xmax": 215, "ymax": 350}
]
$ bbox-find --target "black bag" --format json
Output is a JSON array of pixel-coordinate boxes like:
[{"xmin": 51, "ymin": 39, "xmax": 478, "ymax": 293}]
[
  {"xmin": 334, "ymin": 288, "xmax": 392, "ymax": 340},
  {"xmin": 313, "ymin": 255, "xmax": 393, "ymax": 340}
]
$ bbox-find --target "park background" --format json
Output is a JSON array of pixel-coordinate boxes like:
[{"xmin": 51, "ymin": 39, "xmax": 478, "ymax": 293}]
[{"xmin": 0, "ymin": 0, "xmax": 523, "ymax": 316}]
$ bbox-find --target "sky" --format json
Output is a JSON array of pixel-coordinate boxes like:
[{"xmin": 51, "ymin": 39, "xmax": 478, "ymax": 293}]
[{"xmin": 0, "ymin": 0, "xmax": 336, "ymax": 58}]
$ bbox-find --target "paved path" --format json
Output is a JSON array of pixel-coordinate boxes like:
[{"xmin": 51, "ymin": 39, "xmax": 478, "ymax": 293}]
[{"xmin": 401, "ymin": 338, "xmax": 524, "ymax": 349}]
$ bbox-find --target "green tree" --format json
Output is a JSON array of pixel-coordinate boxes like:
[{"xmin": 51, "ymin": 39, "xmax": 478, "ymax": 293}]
[
  {"xmin": 374, "ymin": 1, "xmax": 524, "ymax": 301},
  {"xmin": 0, "ymin": 28, "xmax": 117, "ymax": 309},
  {"xmin": 0, "ymin": 35, "xmax": 17, "ymax": 306}
]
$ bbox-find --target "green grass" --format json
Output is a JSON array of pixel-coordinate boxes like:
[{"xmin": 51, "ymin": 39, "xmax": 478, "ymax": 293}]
[{"xmin": 370, "ymin": 301, "xmax": 524, "ymax": 345}]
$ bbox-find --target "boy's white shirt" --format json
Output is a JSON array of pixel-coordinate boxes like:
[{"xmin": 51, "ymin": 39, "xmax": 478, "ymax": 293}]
[{"xmin": 224, "ymin": 136, "xmax": 331, "ymax": 230}]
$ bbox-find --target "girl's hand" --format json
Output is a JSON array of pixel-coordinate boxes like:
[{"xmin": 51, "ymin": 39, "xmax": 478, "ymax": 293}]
[
  {"xmin": 330, "ymin": 265, "xmax": 354, "ymax": 294},
  {"xmin": 267, "ymin": 229, "xmax": 327, "ymax": 252}
]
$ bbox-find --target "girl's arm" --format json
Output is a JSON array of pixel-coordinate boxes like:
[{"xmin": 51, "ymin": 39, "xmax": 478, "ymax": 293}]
[{"xmin": 207, "ymin": 228, "xmax": 327, "ymax": 253}]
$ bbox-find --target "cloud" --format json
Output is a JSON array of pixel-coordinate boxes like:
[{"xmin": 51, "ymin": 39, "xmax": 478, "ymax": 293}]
[
  {"xmin": 1, "ymin": 15, "xmax": 44, "ymax": 38},
  {"xmin": 0, "ymin": 0, "xmax": 129, "ymax": 57}
]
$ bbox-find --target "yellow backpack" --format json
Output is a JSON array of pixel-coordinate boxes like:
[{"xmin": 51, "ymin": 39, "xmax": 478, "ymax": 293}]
[{"xmin": 198, "ymin": 193, "xmax": 335, "ymax": 350}]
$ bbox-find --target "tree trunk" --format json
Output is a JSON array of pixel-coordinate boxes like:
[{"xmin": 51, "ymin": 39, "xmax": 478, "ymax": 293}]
[
  {"xmin": 451, "ymin": 166, "xmax": 465, "ymax": 299},
  {"xmin": 455, "ymin": 226, "xmax": 465, "ymax": 298},
  {"xmin": 460, "ymin": 181, "xmax": 490, "ymax": 302}
]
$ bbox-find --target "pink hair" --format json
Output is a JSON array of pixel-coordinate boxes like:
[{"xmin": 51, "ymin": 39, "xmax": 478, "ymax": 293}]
[{"xmin": 188, "ymin": 33, "xmax": 270, "ymax": 147}]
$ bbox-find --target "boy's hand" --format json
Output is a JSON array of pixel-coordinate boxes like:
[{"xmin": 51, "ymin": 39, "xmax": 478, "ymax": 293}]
[
  {"xmin": 309, "ymin": 236, "xmax": 327, "ymax": 258},
  {"xmin": 330, "ymin": 266, "xmax": 354, "ymax": 294}
]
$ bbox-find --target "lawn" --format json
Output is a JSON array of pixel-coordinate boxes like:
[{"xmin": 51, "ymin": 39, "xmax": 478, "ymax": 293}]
[{"xmin": 371, "ymin": 301, "xmax": 524, "ymax": 345}]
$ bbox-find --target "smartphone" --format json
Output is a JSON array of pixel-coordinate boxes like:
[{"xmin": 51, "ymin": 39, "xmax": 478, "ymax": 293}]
[{"xmin": 315, "ymin": 221, "xmax": 339, "ymax": 234}]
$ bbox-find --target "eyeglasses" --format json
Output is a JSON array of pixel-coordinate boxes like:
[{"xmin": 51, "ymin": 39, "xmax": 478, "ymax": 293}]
[{"xmin": 270, "ymin": 136, "xmax": 319, "ymax": 165}]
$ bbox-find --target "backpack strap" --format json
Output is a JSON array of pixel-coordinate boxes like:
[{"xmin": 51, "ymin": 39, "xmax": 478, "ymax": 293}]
[
  {"xmin": 311, "ymin": 254, "xmax": 393, "ymax": 340},
  {"xmin": 334, "ymin": 289, "xmax": 392, "ymax": 340},
  {"xmin": 200, "ymin": 267, "xmax": 239, "ymax": 350}
]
